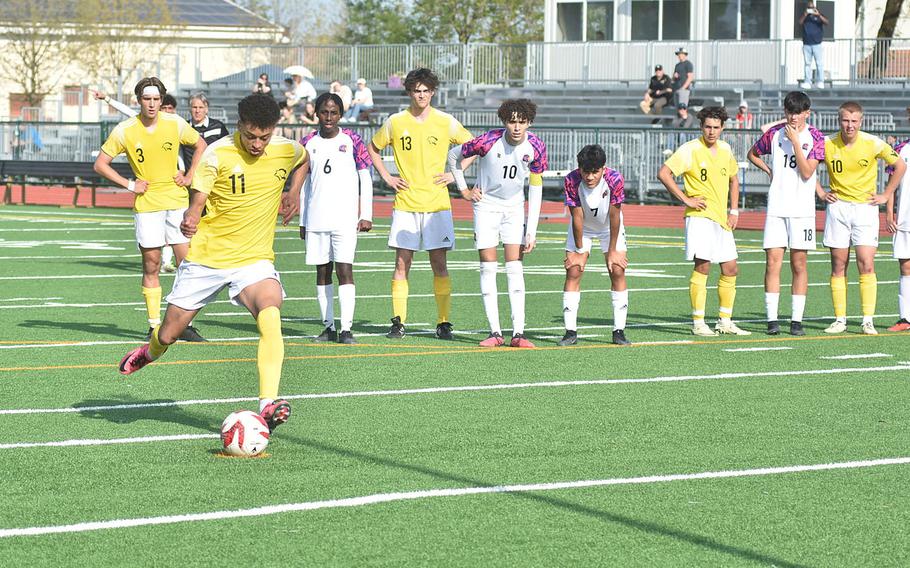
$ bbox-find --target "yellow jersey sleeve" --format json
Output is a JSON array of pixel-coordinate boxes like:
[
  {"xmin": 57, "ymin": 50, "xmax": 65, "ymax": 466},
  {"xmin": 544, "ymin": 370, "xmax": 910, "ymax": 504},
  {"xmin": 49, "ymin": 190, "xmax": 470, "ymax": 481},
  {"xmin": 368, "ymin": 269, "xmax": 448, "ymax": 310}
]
[
  {"xmin": 664, "ymin": 143, "xmax": 692, "ymax": 178},
  {"xmin": 876, "ymin": 137, "xmax": 901, "ymax": 165},
  {"xmin": 192, "ymin": 146, "xmax": 220, "ymax": 195},
  {"xmin": 371, "ymin": 116, "xmax": 394, "ymax": 150},
  {"xmin": 449, "ymin": 116, "xmax": 472, "ymax": 145},
  {"xmin": 178, "ymin": 116, "xmax": 201, "ymax": 147},
  {"xmin": 728, "ymin": 151, "xmax": 739, "ymax": 176},
  {"xmin": 100, "ymin": 123, "xmax": 127, "ymax": 158}
]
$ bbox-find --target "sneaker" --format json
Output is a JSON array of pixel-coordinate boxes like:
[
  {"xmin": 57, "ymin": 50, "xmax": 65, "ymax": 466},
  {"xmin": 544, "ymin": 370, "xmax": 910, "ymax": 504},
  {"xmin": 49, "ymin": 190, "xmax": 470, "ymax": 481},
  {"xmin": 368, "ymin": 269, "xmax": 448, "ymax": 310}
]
[
  {"xmin": 612, "ymin": 329, "xmax": 631, "ymax": 345},
  {"xmin": 144, "ymin": 327, "xmax": 154, "ymax": 341},
  {"xmin": 558, "ymin": 330, "xmax": 578, "ymax": 346},
  {"xmin": 888, "ymin": 318, "xmax": 910, "ymax": 332},
  {"xmin": 800, "ymin": 81, "xmax": 812, "ymax": 89},
  {"xmin": 337, "ymin": 330, "xmax": 356, "ymax": 344},
  {"xmin": 259, "ymin": 399, "xmax": 291, "ymax": 432},
  {"xmin": 789, "ymin": 321, "xmax": 806, "ymax": 336},
  {"xmin": 692, "ymin": 322, "xmax": 718, "ymax": 337},
  {"xmin": 160, "ymin": 262, "xmax": 176, "ymax": 274},
  {"xmin": 716, "ymin": 321, "xmax": 752, "ymax": 336},
  {"xmin": 767, "ymin": 321, "xmax": 780, "ymax": 335},
  {"xmin": 314, "ymin": 327, "xmax": 338, "ymax": 342},
  {"xmin": 386, "ymin": 316, "xmax": 405, "ymax": 339},
  {"xmin": 815, "ymin": 81, "xmax": 825, "ymax": 89},
  {"xmin": 179, "ymin": 325, "xmax": 207, "ymax": 342},
  {"xmin": 119, "ymin": 344, "xmax": 153, "ymax": 375},
  {"xmin": 824, "ymin": 320, "xmax": 847, "ymax": 334},
  {"xmin": 510, "ymin": 334, "xmax": 535, "ymax": 348},
  {"xmin": 435, "ymin": 321, "xmax": 454, "ymax": 340},
  {"xmin": 479, "ymin": 332, "xmax": 504, "ymax": 347},
  {"xmin": 861, "ymin": 321, "xmax": 878, "ymax": 335}
]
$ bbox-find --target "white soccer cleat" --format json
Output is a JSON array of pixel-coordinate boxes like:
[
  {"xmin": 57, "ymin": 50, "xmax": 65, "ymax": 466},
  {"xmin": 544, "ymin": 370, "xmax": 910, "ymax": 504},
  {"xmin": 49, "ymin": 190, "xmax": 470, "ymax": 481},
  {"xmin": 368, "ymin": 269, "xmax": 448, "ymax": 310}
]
[
  {"xmin": 824, "ymin": 320, "xmax": 847, "ymax": 334},
  {"xmin": 692, "ymin": 322, "xmax": 718, "ymax": 337},
  {"xmin": 815, "ymin": 81, "xmax": 825, "ymax": 89},
  {"xmin": 715, "ymin": 321, "xmax": 752, "ymax": 335},
  {"xmin": 861, "ymin": 321, "xmax": 878, "ymax": 335}
]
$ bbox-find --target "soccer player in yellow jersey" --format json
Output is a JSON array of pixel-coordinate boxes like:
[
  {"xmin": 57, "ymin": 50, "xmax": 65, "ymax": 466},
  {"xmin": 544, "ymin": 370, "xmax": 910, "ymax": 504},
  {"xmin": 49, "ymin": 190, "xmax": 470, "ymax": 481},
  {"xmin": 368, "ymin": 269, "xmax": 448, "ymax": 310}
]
[
  {"xmin": 367, "ymin": 68, "xmax": 473, "ymax": 340},
  {"xmin": 118, "ymin": 94, "xmax": 309, "ymax": 433},
  {"xmin": 819, "ymin": 101, "xmax": 906, "ymax": 335},
  {"xmin": 658, "ymin": 107, "xmax": 751, "ymax": 337},
  {"xmin": 94, "ymin": 77, "xmax": 208, "ymax": 341}
]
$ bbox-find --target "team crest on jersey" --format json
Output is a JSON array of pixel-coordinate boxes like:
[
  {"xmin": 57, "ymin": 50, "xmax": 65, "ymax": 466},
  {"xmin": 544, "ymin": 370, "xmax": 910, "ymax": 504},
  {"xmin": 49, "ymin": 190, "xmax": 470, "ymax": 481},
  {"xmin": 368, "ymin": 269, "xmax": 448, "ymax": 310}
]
[
  {"xmin": 161, "ymin": 142, "xmax": 173, "ymax": 151},
  {"xmin": 522, "ymin": 154, "xmax": 530, "ymax": 162},
  {"xmin": 274, "ymin": 168, "xmax": 288, "ymax": 181},
  {"xmin": 339, "ymin": 144, "xmax": 347, "ymax": 153},
  {"xmin": 427, "ymin": 136, "xmax": 438, "ymax": 146},
  {"xmin": 858, "ymin": 159, "xmax": 870, "ymax": 167},
  {"xmin": 802, "ymin": 143, "xmax": 809, "ymax": 150},
  {"xmin": 720, "ymin": 168, "xmax": 727, "ymax": 176}
]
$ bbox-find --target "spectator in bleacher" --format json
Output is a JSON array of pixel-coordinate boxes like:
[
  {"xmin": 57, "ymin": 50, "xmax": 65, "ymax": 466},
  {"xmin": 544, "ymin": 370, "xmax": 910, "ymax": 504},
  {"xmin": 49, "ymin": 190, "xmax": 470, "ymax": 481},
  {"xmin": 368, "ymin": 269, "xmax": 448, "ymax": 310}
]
[
  {"xmin": 292, "ymin": 73, "xmax": 317, "ymax": 105},
  {"xmin": 330, "ymin": 81, "xmax": 353, "ymax": 113},
  {"xmin": 672, "ymin": 47, "xmax": 695, "ymax": 126},
  {"xmin": 278, "ymin": 100, "xmax": 299, "ymax": 138},
  {"xmin": 185, "ymin": 93, "xmax": 229, "ymax": 165},
  {"xmin": 799, "ymin": 2, "xmax": 828, "ymax": 89},
  {"xmin": 640, "ymin": 64, "xmax": 672, "ymax": 115},
  {"xmin": 300, "ymin": 100, "xmax": 319, "ymax": 135},
  {"xmin": 734, "ymin": 101, "xmax": 753, "ymax": 129},
  {"xmin": 253, "ymin": 73, "xmax": 272, "ymax": 96},
  {"xmin": 344, "ymin": 78, "xmax": 375, "ymax": 123}
]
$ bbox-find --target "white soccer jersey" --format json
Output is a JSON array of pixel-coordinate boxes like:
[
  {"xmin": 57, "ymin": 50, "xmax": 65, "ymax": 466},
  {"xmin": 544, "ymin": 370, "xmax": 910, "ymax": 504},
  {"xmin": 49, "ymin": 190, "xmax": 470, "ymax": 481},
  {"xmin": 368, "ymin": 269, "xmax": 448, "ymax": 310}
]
[
  {"xmin": 460, "ymin": 129, "xmax": 548, "ymax": 211},
  {"xmin": 889, "ymin": 139, "xmax": 910, "ymax": 231},
  {"xmin": 299, "ymin": 128, "xmax": 373, "ymax": 232},
  {"xmin": 564, "ymin": 167, "xmax": 625, "ymax": 233},
  {"xmin": 751, "ymin": 123, "xmax": 826, "ymax": 218}
]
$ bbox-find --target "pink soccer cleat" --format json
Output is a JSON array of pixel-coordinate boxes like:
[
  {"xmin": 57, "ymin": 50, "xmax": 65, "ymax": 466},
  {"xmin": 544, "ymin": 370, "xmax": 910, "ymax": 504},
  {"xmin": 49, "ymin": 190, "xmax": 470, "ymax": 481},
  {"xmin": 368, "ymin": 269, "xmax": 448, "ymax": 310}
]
[
  {"xmin": 509, "ymin": 334, "xmax": 535, "ymax": 348},
  {"xmin": 260, "ymin": 399, "xmax": 291, "ymax": 432},
  {"xmin": 479, "ymin": 333, "xmax": 505, "ymax": 347},
  {"xmin": 888, "ymin": 319, "xmax": 910, "ymax": 332},
  {"xmin": 119, "ymin": 344, "xmax": 153, "ymax": 375}
]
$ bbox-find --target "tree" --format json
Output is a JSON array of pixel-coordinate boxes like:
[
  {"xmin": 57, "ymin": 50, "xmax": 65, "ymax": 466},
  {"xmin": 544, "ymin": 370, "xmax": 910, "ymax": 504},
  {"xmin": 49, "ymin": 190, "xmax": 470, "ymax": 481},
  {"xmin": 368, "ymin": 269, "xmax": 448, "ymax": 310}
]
[
  {"xmin": 867, "ymin": 0, "xmax": 906, "ymax": 78},
  {"xmin": 339, "ymin": 0, "xmax": 421, "ymax": 45},
  {"xmin": 411, "ymin": 0, "xmax": 543, "ymax": 44}
]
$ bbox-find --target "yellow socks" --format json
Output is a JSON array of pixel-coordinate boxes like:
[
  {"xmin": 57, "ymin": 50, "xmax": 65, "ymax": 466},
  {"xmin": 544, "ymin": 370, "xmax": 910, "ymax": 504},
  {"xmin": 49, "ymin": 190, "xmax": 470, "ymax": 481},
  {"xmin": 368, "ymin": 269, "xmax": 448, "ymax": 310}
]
[
  {"xmin": 434, "ymin": 276, "xmax": 452, "ymax": 324},
  {"xmin": 141, "ymin": 286, "xmax": 162, "ymax": 326},
  {"xmin": 717, "ymin": 275, "xmax": 737, "ymax": 320},
  {"xmin": 256, "ymin": 306, "xmax": 283, "ymax": 401},
  {"xmin": 689, "ymin": 271, "xmax": 708, "ymax": 322},
  {"xmin": 391, "ymin": 279, "xmax": 409, "ymax": 323},
  {"xmin": 148, "ymin": 326, "xmax": 168, "ymax": 360},
  {"xmin": 859, "ymin": 273, "xmax": 877, "ymax": 317},
  {"xmin": 830, "ymin": 276, "xmax": 847, "ymax": 318}
]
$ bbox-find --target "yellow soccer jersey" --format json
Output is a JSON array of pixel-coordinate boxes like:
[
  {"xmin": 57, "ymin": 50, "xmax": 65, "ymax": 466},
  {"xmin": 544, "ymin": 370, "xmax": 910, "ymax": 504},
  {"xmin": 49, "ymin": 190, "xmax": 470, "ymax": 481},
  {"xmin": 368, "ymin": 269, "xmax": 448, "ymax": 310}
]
[
  {"xmin": 187, "ymin": 133, "xmax": 306, "ymax": 269},
  {"xmin": 824, "ymin": 131, "xmax": 900, "ymax": 202},
  {"xmin": 664, "ymin": 137, "xmax": 739, "ymax": 230},
  {"xmin": 372, "ymin": 108, "xmax": 472, "ymax": 212},
  {"xmin": 100, "ymin": 112, "xmax": 200, "ymax": 213}
]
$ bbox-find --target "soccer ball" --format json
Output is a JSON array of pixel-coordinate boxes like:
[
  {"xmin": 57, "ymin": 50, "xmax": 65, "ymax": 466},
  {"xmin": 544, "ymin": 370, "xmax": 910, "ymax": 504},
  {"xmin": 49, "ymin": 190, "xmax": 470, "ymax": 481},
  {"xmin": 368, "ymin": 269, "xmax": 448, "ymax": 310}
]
[{"xmin": 220, "ymin": 410, "xmax": 270, "ymax": 456}]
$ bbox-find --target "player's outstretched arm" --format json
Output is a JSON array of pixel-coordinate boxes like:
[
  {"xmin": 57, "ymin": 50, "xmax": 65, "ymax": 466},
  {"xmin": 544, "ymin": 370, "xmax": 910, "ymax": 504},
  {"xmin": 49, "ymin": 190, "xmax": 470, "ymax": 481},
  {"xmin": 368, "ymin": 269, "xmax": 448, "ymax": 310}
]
[
  {"xmin": 727, "ymin": 175, "xmax": 740, "ymax": 230},
  {"xmin": 93, "ymin": 151, "xmax": 147, "ymax": 194},
  {"xmin": 658, "ymin": 165, "xmax": 704, "ymax": 210},
  {"xmin": 367, "ymin": 142, "xmax": 407, "ymax": 191}
]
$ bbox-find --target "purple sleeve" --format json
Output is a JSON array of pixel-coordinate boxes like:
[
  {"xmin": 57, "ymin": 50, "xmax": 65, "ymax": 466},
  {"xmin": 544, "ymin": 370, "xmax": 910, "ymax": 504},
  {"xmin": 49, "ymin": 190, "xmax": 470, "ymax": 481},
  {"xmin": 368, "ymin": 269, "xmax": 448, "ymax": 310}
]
[
  {"xmin": 606, "ymin": 168, "xmax": 625, "ymax": 205},
  {"xmin": 886, "ymin": 138, "xmax": 909, "ymax": 174},
  {"xmin": 564, "ymin": 170, "xmax": 581, "ymax": 207},
  {"xmin": 807, "ymin": 127, "xmax": 826, "ymax": 161},
  {"xmin": 527, "ymin": 133, "xmax": 548, "ymax": 174},
  {"xmin": 461, "ymin": 129, "xmax": 504, "ymax": 158},
  {"xmin": 345, "ymin": 129, "xmax": 373, "ymax": 170},
  {"xmin": 751, "ymin": 123, "xmax": 782, "ymax": 156},
  {"xmin": 299, "ymin": 130, "xmax": 318, "ymax": 146}
]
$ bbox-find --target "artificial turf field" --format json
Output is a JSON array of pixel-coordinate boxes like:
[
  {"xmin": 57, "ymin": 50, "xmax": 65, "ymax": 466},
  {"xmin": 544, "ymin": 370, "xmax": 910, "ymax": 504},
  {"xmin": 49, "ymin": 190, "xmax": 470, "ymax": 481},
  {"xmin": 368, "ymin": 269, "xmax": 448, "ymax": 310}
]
[{"xmin": 0, "ymin": 204, "xmax": 908, "ymax": 566}]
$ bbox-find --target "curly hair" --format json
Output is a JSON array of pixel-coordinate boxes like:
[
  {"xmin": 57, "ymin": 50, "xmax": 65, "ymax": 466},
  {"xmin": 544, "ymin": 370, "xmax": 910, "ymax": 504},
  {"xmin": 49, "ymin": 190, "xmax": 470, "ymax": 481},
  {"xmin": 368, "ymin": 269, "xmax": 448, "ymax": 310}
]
[
  {"xmin": 161, "ymin": 94, "xmax": 177, "ymax": 108},
  {"xmin": 577, "ymin": 144, "xmax": 606, "ymax": 172},
  {"xmin": 133, "ymin": 77, "xmax": 166, "ymax": 98},
  {"xmin": 403, "ymin": 68, "xmax": 439, "ymax": 93},
  {"xmin": 237, "ymin": 94, "xmax": 280, "ymax": 129},
  {"xmin": 497, "ymin": 99, "xmax": 537, "ymax": 123},
  {"xmin": 314, "ymin": 92, "xmax": 344, "ymax": 113},
  {"xmin": 696, "ymin": 106, "xmax": 729, "ymax": 125}
]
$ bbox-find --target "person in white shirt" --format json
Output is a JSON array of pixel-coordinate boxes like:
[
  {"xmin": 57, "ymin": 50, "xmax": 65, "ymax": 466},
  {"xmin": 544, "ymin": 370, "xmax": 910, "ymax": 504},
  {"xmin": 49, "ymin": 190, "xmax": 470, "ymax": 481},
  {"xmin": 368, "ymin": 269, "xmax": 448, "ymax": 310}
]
[
  {"xmin": 330, "ymin": 81, "xmax": 353, "ymax": 112},
  {"xmin": 298, "ymin": 93, "xmax": 374, "ymax": 344},
  {"xmin": 291, "ymin": 74, "xmax": 317, "ymax": 107},
  {"xmin": 343, "ymin": 78, "xmax": 374, "ymax": 122}
]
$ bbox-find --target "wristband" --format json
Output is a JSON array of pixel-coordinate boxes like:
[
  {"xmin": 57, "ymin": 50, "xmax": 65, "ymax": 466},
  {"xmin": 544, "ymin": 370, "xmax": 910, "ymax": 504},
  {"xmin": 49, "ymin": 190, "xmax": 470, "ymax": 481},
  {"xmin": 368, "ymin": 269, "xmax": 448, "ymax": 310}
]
[
  {"xmin": 728, "ymin": 209, "xmax": 739, "ymax": 215},
  {"xmin": 574, "ymin": 247, "xmax": 585, "ymax": 254},
  {"xmin": 127, "ymin": 180, "xmax": 136, "ymax": 193}
]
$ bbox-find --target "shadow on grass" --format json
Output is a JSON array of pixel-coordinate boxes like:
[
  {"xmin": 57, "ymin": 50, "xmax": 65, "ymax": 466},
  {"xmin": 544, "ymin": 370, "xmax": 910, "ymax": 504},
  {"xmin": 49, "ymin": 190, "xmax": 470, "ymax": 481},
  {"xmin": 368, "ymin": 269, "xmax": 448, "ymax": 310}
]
[
  {"xmin": 19, "ymin": 319, "xmax": 146, "ymax": 339},
  {"xmin": 74, "ymin": 396, "xmax": 219, "ymax": 432}
]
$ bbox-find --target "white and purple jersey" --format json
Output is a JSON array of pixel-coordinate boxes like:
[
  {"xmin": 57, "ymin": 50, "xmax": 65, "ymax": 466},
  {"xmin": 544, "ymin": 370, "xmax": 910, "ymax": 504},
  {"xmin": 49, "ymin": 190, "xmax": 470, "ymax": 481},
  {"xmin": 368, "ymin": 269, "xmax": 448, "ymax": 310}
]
[
  {"xmin": 752, "ymin": 123, "xmax": 825, "ymax": 218},
  {"xmin": 460, "ymin": 129, "xmax": 547, "ymax": 211},
  {"xmin": 887, "ymin": 139, "xmax": 910, "ymax": 231},
  {"xmin": 564, "ymin": 167, "xmax": 625, "ymax": 232},
  {"xmin": 300, "ymin": 128, "xmax": 372, "ymax": 232}
]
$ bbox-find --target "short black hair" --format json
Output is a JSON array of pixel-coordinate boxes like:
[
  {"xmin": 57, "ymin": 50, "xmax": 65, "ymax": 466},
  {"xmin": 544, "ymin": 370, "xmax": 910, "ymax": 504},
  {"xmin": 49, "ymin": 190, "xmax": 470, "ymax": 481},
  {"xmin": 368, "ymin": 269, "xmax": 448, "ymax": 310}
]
[
  {"xmin": 577, "ymin": 144, "xmax": 606, "ymax": 172},
  {"xmin": 497, "ymin": 99, "xmax": 537, "ymax": 123},
  {"xmin": 404, "ymin": 68, "xmax": 439, "ymax": 92},
  {"xmin": 696, "ymin": 106, "xmax": 729, "ymax": 124},
  {"xmin": 161, "ymin": 94, "xmax": 177, "ymax": 108},
  {"xmin": 133, "ymin": 77, "xmax": 166, "ymax": 98},
  {"xmin": 314, "ymin": 92, "xmax": 344, "ymax": 113},
  {"xmin": 783, "ymin": 91, "xmax": 811, "ymax": 114},
  {"xmin": 238, "ymin": 94, "xmax": 280, "ymax": 129}
]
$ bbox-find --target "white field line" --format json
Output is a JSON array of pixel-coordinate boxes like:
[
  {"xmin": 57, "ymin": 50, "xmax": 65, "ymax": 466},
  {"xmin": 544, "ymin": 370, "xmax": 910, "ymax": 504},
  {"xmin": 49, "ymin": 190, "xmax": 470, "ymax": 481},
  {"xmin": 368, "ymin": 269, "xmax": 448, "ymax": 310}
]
[
  {"xmin": 724, "ymin": 347, "xmax": 794, "ymax": 353},
  {"xmin": 2, "ymin": 363, "xmax": 908, "ymax": 417},
  {"xmin": 0, "ymin": 433, "xmax": 218, "ymax": 450},
  {"xmin": 819, "ymin": 353, "xmax": 892, "ymax": 360},
  {"xmin": 2, "ymin": 456, "xmax": 909, "ymax": 538}
]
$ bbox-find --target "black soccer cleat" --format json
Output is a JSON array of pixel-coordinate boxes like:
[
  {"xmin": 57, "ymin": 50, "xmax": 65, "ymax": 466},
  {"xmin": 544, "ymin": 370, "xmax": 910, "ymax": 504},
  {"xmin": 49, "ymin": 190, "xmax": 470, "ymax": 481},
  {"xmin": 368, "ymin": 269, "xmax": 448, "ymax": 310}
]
[
  {"xmin": 435, "ymin": 321, "xmax": 454, "ymax": 340},
  {"xmin": 386, "ymin": 316, "xmax": 405, "ymax": 339},
  {"xmin": 612, "ymin": 329, "xmax": 631, "ymax": 345},
  {"xmin": 767, "ymin": 321, "xmax": 780, "ymax": 335},
  {"xmin": 789, "ymin": 321, "xmax": 806, "ymax": 336},
  {"xmin": 558, "ymin": 330, "xmax": 578, "ymax": 346},
  {"xmin": 314, "ymin": 327, "xmax": 338, "ymax": 342},
  {"xmin": 337, "ymin": 330, "xmax": 356, "ymax": 344},
  {"xmin": 179, "ymin": 325, "xmax": 207, "ymax": 342}
]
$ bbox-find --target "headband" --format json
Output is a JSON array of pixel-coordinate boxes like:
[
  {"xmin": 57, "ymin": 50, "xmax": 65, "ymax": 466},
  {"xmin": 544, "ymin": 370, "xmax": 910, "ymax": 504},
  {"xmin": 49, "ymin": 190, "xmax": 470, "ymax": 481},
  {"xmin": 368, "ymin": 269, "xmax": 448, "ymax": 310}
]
[{"xmin": 142, "ymin": 86, "xmax": 161, "ymax": 96}]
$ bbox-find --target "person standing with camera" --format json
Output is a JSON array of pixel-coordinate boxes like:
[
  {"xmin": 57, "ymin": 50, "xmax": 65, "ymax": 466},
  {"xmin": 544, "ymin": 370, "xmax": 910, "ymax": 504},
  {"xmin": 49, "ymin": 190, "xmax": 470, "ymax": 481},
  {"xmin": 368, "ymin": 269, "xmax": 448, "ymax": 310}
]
[{"xmin": 799, "ymin": 2, "xmax": 829, "ymax": 89}]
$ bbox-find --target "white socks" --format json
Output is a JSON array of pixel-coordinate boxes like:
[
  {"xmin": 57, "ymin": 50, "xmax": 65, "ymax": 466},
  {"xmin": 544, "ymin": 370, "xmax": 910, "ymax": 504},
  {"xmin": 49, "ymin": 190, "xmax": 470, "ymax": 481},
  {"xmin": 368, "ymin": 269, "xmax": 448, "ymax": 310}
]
[
  {"xmin": 161, "ymin": 245, "xmax": 174, "ymax": 266},
  {"xmin": 900, "ymin": 275, "xmax": 910, "ymax": 321},
  {"xmin": 563, "ymin": 291, "xmax": 580, "ymax": 331},
  {"xmin": 611, "ymin": 290, "xmax": 628, "ymax": 331},
  {"xmin": 768, "ymin": 292, "xmax": 806, "ymax": 322},
  {"xmin": 480, "ymin": 262, "xmax": 501, "ymax": 334},
  {"xmin": 791, "ymin": 294, "xmax": 806, "ymax": 323},
  {"xmin": 316, "ymin": 284, "xmax": 334, "ymax": 330},
  {"xmin": 338, "ymin": 284, "xmax": 355, "ymax": 332},
  {"xmin": 765, "ymin": 292, "xmax": 779, "ymax": 322},
  {"xmin": 505, "ymin": 261, "xmax": 526, "ymax": 335}
]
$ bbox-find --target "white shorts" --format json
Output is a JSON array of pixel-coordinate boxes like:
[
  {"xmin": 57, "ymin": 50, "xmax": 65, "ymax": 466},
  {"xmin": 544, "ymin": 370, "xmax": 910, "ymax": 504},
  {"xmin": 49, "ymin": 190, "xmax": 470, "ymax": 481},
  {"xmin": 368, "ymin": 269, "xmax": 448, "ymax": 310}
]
[
  {"xmin": 388, "ymin": 209, "xmax": 455, "ymax": 251},
  {"xmin": 762, "ymin": 216, "xmax": 817, "ymax": 250},
  {"xmin": 893, "ymin": 230, "xmax": 910, "ymax": 259},
  {"xmin": 823, "ymin": 200, "xmax": 879, "ymax": 249},
  {"xmin": 564, "ymin": 222, "xmax": 628, "ymax": 254},
  {"xmin": 166, "ymin": 260, "xmax": 285, "ymax": 311},
  {"xmin": 134, "ymin": 208, "xmax": 189, "ymax": 249},
  {"xmin": 305, "ymin": 230, "xmax": 357, "ymax": 265},
  {"xmin": 685, "ymin": 216, "xmax": 738, "ymax": 263},
  {"xmin": 474, "ymin": 206, "xmax": 524, "ymax": 250}
]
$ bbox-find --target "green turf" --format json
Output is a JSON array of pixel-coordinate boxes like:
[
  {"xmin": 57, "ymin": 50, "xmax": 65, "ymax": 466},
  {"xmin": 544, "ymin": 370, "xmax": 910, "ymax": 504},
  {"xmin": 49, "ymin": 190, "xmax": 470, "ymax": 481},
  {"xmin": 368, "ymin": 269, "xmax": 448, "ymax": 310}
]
[{"xmin": 0, "ymin": 205, "xmax": 908, "ymax": 566}]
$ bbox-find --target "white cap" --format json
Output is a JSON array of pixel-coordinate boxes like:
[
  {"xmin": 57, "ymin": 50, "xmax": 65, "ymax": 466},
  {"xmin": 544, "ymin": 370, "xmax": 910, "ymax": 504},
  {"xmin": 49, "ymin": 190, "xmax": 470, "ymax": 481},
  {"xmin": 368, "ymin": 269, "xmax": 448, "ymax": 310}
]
[
  {"xmin": 739, "ymin": 100, "xmax": 748, "ymax": 109},
  {"xmin": 356, "ymin": 78, "xmax": 366, "ymax": 84}
]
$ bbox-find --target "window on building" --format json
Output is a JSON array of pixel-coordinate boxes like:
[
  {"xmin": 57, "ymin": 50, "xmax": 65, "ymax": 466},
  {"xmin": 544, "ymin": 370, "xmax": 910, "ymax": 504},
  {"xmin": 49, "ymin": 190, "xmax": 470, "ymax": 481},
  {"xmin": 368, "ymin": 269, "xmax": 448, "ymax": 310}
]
[
  {"xmin": 63, "ymin": 85, "xmax": 88, "ymax": 107},
  {"xmin": 631, "ymin": 1, "xmax": 659, "ymax": 40},
  {"xmin": 793, "ymin": 1, "xmax": 835, "ymax": 40},
  {"xmin": 708, "ymin": 1, "xmax": 737, "ymax": 39},
  {"xmin": 742, "ymin": 0, "xmax": 771, "ymax": 38},
  {"xmin": 662, "ymin": 0, "xmax": 690, "ymax": 40},
  {"xmin": 557, "ymin": 2, "xmax": 584, "ymax": 42},
  {"xmin": 709, "ymin": 0, "xmax": 770, "ymax": 39},
  {"xmin": 587, "ymin": 1, "xmax": 614, "ymax": 41},
  {"xmin": 632, "ymin": 0, "xmax": 689, "ymax": 40}
]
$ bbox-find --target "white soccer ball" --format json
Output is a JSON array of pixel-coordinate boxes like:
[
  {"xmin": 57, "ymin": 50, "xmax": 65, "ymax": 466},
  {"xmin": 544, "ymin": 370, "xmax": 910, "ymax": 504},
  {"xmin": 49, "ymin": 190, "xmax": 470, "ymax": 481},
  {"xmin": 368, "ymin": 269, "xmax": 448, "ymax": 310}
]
[{"xmin": 220, "ymin": 410, "xmax": 270, "ymax": 456}]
